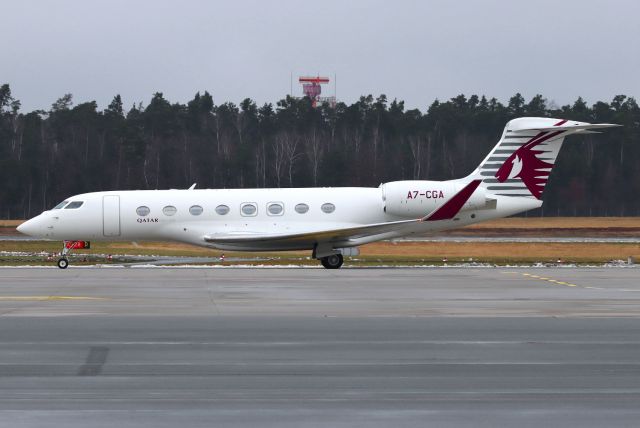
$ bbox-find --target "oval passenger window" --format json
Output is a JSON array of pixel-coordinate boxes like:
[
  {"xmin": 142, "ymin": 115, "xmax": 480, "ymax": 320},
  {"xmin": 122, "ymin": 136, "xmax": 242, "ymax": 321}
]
[
  {"xmin": 321, "ymin": 203, "xmax": 335, "ymax": 214},
  {"xmin": 189, "ymin": 205, "xmax": 203, "ymax": 216},
  {"xmin": 267, "ymin": 203, "xmax": 283, "ymax": 216},
  {"xmin": 295, "ymin": 203, "xmax": 309, "ymax": 214},
  {"xmin": 136, "ymin": 206, "xmax": 150, "ymax": 216},
  {"xmin": 241, "ymin": 203, "xmax": 257, "ymax": 216},
  {"xmin": 215, "ymin": 205, "xmax": 230, "ymax": 215},
  {"xmin": 162, "ymin": 205, "xmax": 177, "ymax": 216}
]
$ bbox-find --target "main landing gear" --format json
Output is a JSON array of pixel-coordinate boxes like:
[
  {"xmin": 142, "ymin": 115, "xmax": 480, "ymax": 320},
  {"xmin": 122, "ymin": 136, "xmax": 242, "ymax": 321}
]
[
  {"xmin": 314, "ymin": 244, "xmax": 353, "ymax": 269},
  {"xmin": 320, "ymin": 254, "xmax": 343, "ymax": 269}
]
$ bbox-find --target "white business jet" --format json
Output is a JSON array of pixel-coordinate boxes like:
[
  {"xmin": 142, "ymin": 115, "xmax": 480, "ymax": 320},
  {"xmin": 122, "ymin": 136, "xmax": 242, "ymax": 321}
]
[{"xmin": 17, "ymin": 117, "xmax": 618, "ymax": 269}]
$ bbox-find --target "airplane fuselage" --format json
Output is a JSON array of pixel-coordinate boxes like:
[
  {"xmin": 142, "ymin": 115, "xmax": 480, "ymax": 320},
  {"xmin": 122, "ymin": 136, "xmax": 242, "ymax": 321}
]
[{"xmin": 19, "ymin": 182, "xmax": 539, "ymax": 252}]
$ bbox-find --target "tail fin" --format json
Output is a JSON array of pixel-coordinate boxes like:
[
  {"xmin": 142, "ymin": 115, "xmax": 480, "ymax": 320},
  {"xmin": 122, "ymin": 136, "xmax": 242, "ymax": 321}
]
[{"xmin": 471, "ymin": 117, "xmax": 619, "ymax": 200}]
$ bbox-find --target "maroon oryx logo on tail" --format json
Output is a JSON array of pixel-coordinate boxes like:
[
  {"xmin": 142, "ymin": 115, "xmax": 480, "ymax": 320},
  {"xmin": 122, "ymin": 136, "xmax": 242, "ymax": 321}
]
[{"xmin": 495, "ymin": 119, "xmax": 567, "ymax": 199}]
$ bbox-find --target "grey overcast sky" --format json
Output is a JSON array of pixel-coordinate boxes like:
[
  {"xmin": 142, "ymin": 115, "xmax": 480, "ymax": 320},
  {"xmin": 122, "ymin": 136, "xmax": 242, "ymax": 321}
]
[{"xmin": 3, "ymin": 0, "xmax": 639, "ymax": 112}]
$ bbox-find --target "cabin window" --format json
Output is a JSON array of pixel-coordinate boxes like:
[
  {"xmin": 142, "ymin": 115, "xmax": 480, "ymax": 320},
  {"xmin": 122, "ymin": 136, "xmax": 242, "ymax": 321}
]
[
  {"xmin": 136, "ymin": 206, "xmax": 150, "ymax": 216},
  {"xmin": 64, "ymin": 201, "xmax": 84, "ymax": 209},
  {"xmin": 267, "ymin": 202, "xmax": 284, "ymax": 216},
  {"xmin": 53, "ymin": 200, "xmax": 69, "ymax": 210},
  {"xmin": 321, "ymin": 203, "xmax": 335, "ymax": 214},
  {"xmin": 215, "ymin": 205, "xmax": 230, "ymax": 215},
  {"xmin": 189, "ymin": 205, "xmax": 203, "ymax": 216},
  {"xmin": 241, "ymin": 203, "xmax": 257, "ymax": 216},
  {"xmin": 294, "ymin": 203, "xmax": 309, "ymax": 214},
  {"xmin": 162, "ymin": 205, "xmax": 177, "ymax": 216}
]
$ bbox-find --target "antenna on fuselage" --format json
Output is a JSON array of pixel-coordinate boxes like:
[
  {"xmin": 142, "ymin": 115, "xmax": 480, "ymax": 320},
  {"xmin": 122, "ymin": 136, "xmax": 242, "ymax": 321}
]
[{"xmin": 188, "ymin": 183, "xmax": 197, "ymax": 190}]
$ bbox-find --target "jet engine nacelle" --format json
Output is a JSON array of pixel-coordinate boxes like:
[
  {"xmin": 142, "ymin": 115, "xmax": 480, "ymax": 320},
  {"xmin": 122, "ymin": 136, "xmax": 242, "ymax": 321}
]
[{"xmin": 381, "ymin": 180, "xmax": 488, "ymax": 218}]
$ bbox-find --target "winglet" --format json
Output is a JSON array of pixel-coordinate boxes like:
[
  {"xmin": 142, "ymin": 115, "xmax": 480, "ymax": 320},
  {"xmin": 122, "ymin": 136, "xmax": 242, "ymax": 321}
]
[{"xmin": 421, "ymin": 180, "xmax": 482, "ymax": 222}]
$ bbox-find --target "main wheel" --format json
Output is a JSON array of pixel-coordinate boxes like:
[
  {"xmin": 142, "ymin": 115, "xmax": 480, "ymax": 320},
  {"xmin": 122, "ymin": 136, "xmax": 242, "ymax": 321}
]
[
  {"xmin": 320, "ymin": 254, "xmax": 343, "ymax": 269},
  {"xmin": 57, "ymin": 258, "xmax": 69, "ymax": 269}
]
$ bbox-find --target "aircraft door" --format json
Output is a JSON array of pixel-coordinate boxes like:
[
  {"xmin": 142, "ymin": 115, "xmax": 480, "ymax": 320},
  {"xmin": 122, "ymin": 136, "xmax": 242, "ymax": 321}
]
[{"xmin": 103, "ymin": 195, "xmax": 121, "ymax": 237}]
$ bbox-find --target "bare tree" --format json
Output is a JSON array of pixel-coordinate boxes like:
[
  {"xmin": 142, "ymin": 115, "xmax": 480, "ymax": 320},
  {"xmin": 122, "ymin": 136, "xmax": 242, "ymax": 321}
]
[
  {"xmin": 305, "ymin": 128, "xmax": 324, "ymax": 186},
  {"xmin": 283, "ymin": 132, "xmax": 302, "ymax": 187},
  {"xmin": 272, "ymin": 133, "xmax": 288, "ymax": 187},
  {"xmin": 408, "ymin": 135, "xmax": 422, "ymax": 180}
]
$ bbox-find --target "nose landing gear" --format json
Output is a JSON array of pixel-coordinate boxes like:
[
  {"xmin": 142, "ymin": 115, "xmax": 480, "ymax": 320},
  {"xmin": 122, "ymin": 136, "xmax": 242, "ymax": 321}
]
[
  {"xmin": 57, "ymin": 257, "xmax": 69, "ymax": 269},
  {"xmin": 56, "ymin": 241, "xmax": 90, "ymax": 269}
]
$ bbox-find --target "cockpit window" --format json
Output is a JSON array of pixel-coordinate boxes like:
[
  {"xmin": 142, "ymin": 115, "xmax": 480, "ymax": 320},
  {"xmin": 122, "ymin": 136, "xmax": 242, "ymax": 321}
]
[
  {"xmin": 53, "ymin": 200, "xmax": 69, "ymax": 210},
  {"xmin": 64, "ymin": 201, "xmax": 84, "ymax": 209}
]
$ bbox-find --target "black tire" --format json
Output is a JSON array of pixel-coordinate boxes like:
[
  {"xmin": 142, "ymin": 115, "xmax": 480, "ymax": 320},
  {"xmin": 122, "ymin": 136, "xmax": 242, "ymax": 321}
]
[
  {"xmin": 321, "ymin": 254, "xmax": 343, "ymax": 269},
  {"xmin": 57, "ymin": 258, "xmax": 69, "ymax": 269}
]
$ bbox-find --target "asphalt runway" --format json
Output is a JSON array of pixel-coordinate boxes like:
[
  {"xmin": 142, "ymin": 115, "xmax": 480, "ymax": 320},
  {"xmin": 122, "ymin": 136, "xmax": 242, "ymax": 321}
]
[{"xmin": 0, "ymin": 267, "xmax": 640, "ymax": 427}]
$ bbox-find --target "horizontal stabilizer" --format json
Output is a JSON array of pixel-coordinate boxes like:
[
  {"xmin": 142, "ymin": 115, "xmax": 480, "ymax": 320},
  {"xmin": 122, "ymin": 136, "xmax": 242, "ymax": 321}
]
[{"xmin": 512, "ymin": 123, "xmax": 620, "ymax": 133}]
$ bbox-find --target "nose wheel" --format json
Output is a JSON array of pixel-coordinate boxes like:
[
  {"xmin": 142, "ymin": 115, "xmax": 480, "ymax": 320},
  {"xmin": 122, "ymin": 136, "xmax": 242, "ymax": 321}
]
[
  {"xmin": 320, "ymin": 254, "xmax": 344, "ymax": 269},
  {"xmin": 57, "ymin": 258, "xmax": 69, "ymax": 269}
]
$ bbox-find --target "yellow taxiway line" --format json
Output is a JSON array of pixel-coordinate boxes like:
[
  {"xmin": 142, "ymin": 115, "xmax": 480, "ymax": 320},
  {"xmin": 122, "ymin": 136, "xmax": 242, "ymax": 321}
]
[
  {"xmin": 501, "ymin": 271, "xmax": 597, "ymax": 289},
  {"xmin": 523, "ymin": 273, "xmax": 580, "ymax": 287}
]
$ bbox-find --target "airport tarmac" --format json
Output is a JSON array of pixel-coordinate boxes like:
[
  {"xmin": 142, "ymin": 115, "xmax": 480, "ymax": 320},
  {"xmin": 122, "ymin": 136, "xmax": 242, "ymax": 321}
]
[{"xmin": 0, "ymin": 267, "xmax": 639, "ymax": 427}]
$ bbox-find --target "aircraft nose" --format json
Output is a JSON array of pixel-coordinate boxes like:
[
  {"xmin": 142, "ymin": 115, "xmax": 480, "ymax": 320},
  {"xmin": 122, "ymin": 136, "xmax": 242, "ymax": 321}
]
[{"xmin": 16, "ymin": 218, "xmax": 37, "ymax": 236}]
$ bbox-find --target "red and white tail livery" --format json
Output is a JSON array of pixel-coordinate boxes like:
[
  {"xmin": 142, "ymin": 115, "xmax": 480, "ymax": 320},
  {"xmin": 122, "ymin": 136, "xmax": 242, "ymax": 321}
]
[{"xmin": 472, "ymin": 117, "xmax": 618, "ymax": 199}]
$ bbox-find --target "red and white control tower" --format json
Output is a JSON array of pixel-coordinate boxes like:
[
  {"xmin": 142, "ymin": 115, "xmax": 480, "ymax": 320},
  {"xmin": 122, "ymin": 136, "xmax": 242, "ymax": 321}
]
[{"xmin": 298, "ymin": 76, "xmax": 335, "ymax": 107}]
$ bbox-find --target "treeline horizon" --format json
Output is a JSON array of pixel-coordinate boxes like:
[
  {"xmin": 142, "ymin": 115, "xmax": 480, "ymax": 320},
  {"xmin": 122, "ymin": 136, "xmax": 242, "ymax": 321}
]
[{"xmin": 0, "ymin": 83, "xmax": 639, "ymax": 219}]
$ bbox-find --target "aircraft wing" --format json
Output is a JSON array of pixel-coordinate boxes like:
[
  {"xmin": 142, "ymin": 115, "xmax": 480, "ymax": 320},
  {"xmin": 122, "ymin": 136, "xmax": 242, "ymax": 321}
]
[{"xmin": 203, "ymin": 218, "xmax": 419, "ymax": 247}]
